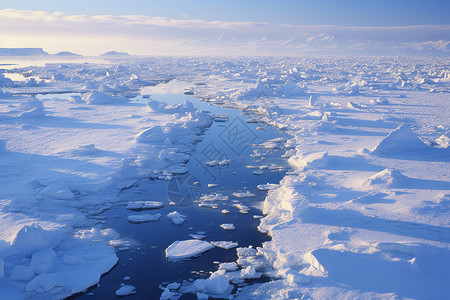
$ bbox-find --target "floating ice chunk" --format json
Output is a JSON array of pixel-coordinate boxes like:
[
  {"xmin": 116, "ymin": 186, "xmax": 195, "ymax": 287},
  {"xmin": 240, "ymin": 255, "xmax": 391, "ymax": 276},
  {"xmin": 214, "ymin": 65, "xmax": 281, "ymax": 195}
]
[
  {"xmin": 221, "ymin": 209, "xmax": 229, "ymax": 215},
  {"xmin": 160, "ymin": 287, "xmax": 182, "ymax": 299},
  {"xmin": 166, "ymin": 165, "xmax": 189, "ymax": 175},
  {"xmin": 257, "ymin": 183, "xmax": 279, "ymax": 191},
  {"xmin": 211, "ymin": 241, "xmax": 238, "ymax": 250},
  {"xmin": 135, "ymin": 125, "xmax": 166, "ymax": 143},
  {"xmin": 208, "ymin": 183, "xmax": 219, "ymax": 188},
  {"xmin": 197, "ymin": 292, "xmax": 209, "ymax": 299},
  {"xmin": 167, "ymin": 211, "xmax": 186, "ymax": 225},
  {"xmin": 232, "ymin": 203, "xmax": 250, "ymax": 214},
  {"xmin": 218, "ymin": 262, "xmax": 238, "ymax": 271},
  {"xmin": 220, "ymin": 224, "xmax": 235, "ymax": 230},
  {"xmin": 371, "ymin": 124, "xmax": 430, "ymax": 155},
  {"xmin": 252, "ymin": 170, "xmax": 264, "ymax": 175},
  {"xmin": 232, "ymin": 191, "xmax": 255, "ymax": 198},
  {"xmin": 127, "ymin": 213, "xmax": 161, "ymax": 223},
  {"xmin": 31, "ymin": 248, "xmax": 57, "ymax": 274},
  {"xmin": 218, "ymin": 159, "xmax": 231, "ymax": 166},
  {"xmin": 198, "ymin": 202, "xmax": 219, "ymax": 209},
  {"xmin": 10, "ymin": 265, "xmax": 35, "ymax": 281},
  {"xmin": 115, "ymin": 285, "xmax": 136, "ymax": 296},
  {"xmin": 205, "ymin": 159, "xmax": 229, "ymax": 167},
  {"xmin": 167, "ymin": 282, "xmax": 181, "ymax": 290},
  {"xmin": 200, "ymin": 193, "xmax": 228, "ymax": 201},
  {"xmin": 205, "ymin": 160, "xmax": 218, "ymax": 167},
  {"xmin": 126, "ymin": 201, "xmax": 164, "ymax": 210},
  {"xmin": 189, "ymin": 234, "xmax": 207, "ymax": 240},
  {"xmin": 165, "ymin": 240, "xmax": 214, "ymax": 261}
]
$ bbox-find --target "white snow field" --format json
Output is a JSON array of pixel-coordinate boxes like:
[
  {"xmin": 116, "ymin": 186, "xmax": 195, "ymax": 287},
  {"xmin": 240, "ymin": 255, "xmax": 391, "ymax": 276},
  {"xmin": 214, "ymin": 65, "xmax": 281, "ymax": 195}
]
[{"xmin": 0, "ymin": 55, "xmax": 449, "ymax": 299}]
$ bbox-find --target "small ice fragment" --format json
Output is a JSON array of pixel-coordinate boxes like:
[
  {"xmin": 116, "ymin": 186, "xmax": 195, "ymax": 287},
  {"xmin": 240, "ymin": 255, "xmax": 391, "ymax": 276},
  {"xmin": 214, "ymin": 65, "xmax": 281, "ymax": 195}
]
[
  {"xmin": 232, "ymin": 191, "xmax": 255, "ymax": 198},
  {"xmin": 208, "ymin": 183, "xmax": 219, "ymax": 188},
  {"xmin": 115, "ymin": 285, "xmax": 136, "ymax": 296},
  {"xmin": 252, "ymin": 170, "xmax": 264, "ymax": 175},
  {"xmin": 218, "ymin": 159, "xmax": 231, "ymax": 166},
  {"xmin": 165, "ymin": 240, "xmax": 214, "ymax": 261},
  {"xmin": 198, "ymin": 202, "xmax": 219, "ymax": 209},
  {"xmin": 205, "ymin": 160, "xmax": 218, "ymax": 167},
  {"xmin": 123, "ymin": 276, "xmax": 131, "ymax": 281},
  {"xmin": 167, "ymin": 211, "xmax": 186, "ymax": 225},
  {"xmin": 221, "ymin": 209, "xmax": 229, "ymax": 214},
  {"xmin": 161, "ymin": 288, "xmax": 181, "ymax": 299},
  {"xmin": 200, "ymin": 193, "xmax": 228, "ymax": 201},
  {"xmin": 253, "ymin": 215, "xmax": 263, "ymax": 219},
  {"xmin": 220, "ymin": 224, "xmax": 235, "ymax": 230},
  {"xmin": 127, "ymin": 213, "xmax": 161, "ymax": 223},
  {"xmin": 189, "ymin": 234, "xmax": 207, "ymax": 240},
  {"xmin": 167, "ymin": 282, "xmax": 181, "ymax": 290},
  {"xmin": 233, "ymin": 203, "xmax": 250, "ymax": 211},
  {"xmin": 197, "ymin": 292, "xmax": 209, "ymax": 300},
  {"xmin": 126, "ymin": 201, "xmax": 163, "ymax": 210},
  {"xmin": 257, "ymin": 183, "xmax": 278, "ymax": 191},
  {"xmin": 211, "ymin": 241, "xmax": 238, "ymax": 250}
]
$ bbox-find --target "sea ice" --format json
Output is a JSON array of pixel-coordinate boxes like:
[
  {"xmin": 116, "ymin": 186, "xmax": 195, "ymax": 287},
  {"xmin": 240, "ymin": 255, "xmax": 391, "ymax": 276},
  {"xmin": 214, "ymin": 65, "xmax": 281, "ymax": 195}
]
[
  {"xmin": 127, "ymin": 213, "xmax": 161, "ymax": 223},
  {"xmin": 167, "ymin": 211, "xmax": 186, "ymax": 225},
  {"xmin": 165, "ymin": 240, "xmax": 214, "ymax": 261},
  {"xmin": 211, "ymin": 241, "xmax": 238, "ymax": 250},
  {"xmin": 220, "ymin": 224, "xmax": 235, "ymax": 230},
  {"xmin": 126, "ymin": 201, "xmax": 164, "ymax": 210},
  {"xmin": 115, "ymin": 285, "xmax": 136, "ymax": 296},
  {"xmin": 232, "ymin": 191, "xmax": 255, "ymax": 198},
  {"xmin": 257, "ymin": 183, "xmax": 279, "ymax": 191}
]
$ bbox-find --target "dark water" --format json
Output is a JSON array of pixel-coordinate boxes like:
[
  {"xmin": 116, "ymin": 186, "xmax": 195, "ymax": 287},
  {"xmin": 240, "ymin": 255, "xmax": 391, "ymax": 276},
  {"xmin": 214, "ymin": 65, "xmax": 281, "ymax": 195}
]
[{"xmin": 69, "ymin": 89, "xmax": 290, "ymax": 299}]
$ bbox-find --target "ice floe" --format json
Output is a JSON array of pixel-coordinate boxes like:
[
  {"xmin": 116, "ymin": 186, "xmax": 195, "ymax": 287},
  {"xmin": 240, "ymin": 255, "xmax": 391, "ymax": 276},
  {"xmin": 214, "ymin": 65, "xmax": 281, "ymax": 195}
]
[{"xmin": 165, "ymin": 240, "xmax": 214, "ymax": 261}]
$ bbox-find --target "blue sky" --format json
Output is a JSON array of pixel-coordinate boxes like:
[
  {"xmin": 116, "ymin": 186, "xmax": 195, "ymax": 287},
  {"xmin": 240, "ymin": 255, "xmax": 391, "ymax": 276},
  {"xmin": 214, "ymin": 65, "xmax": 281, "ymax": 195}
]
[
  {"xmin": 0, "ymin": 1, "xmax": 449, "ymax": 56},
  {"xmin": 3, "ymin": 0, "xmax": 450, "ymax": 26}
]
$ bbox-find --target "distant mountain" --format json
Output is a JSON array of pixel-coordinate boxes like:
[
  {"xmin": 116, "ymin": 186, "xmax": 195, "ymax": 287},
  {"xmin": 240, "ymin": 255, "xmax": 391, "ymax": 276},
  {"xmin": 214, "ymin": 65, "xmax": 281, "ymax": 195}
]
[
  {"xmin": 100, "ymin": 51, "xmax": 130, "ymax": 56},
  {"xmin": 54, "ymin": 51, "xmax": 82, "ymax": 57},
  {"xmin": 0, "ymin": 48, "xmax": 49, "ymax": 56}
]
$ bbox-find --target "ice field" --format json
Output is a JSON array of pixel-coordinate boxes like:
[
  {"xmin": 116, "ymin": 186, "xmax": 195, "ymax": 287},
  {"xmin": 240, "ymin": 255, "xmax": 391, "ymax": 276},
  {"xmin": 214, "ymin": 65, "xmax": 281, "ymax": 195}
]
[{"xmin": 0, "ymin": 55, "xmax": 449, "ymax": 299}]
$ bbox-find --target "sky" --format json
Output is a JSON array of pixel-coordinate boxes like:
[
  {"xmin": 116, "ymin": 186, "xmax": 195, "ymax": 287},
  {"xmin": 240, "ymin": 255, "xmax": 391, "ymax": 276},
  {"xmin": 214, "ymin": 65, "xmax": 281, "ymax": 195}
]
[{"xmin": 0, "ymin": 0, "xmax": 449, "ymax": 56}]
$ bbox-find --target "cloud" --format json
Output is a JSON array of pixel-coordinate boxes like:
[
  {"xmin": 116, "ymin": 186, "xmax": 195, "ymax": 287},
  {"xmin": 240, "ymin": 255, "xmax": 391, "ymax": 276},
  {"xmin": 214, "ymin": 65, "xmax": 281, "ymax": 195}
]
[{"xmin": 0, "ymin": 8, "xmax": 448, "ymax": 56}]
